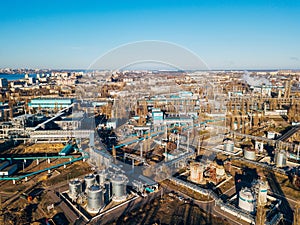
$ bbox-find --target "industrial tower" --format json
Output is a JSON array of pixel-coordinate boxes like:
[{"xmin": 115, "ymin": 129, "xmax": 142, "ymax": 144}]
[{"xmin": 255, "ymin": 179, "xmax": 268, "ymax": 225}]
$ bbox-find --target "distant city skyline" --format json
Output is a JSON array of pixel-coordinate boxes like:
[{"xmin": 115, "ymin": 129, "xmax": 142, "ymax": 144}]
[{"xmin": 0, "ymin": 0, "xmax": 300, "ymax": 70}]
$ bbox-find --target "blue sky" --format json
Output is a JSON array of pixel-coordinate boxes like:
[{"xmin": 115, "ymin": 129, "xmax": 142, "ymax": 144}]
[{"xmin": 0, "ymin": 0, "xmax": 299, "ymax": 70}]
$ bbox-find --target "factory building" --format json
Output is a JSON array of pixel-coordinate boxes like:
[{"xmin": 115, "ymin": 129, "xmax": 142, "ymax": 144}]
[
  {"xmin": 152, "ymin": 108, "xmax": 164, "ymax": 125},
  {"xmin": 89, "ymin": 149, "xmax": 113, "ymax": 169},
  {"xmin": 251, "ymin": 85, "xmax": 272, "ymax": 97},
  {"xmin": 28, "ymin": 98, "xmax": 74, "ymax": 109},
  {"xmin": 164, "ymin": 115, "xmax": 193, "ymax": 126},
  {"xmin": 55, "ymin": 112, "xmax": 84, "ymax": 130},
  {"xmin": 275, "ymin": 150, "xmax": 287, "ymax": 167}
]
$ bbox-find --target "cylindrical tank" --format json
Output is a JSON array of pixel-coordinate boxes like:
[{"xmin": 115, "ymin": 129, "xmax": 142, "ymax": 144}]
[
  {"xmin": 267, "ymin": 132, "xmax": 276, "ymax": 139},
  {"xmin": 238, "ymin": 187, "xmax": 256, "ymax": 213},
  {"xmin": 257, "ymin": 180, "xmax": 268, "ymax": 205},
  {"xmin": 68, "ymin": 179, "xmax": 82, "ymax": 200},
  {"xmin": 99, "ymin": 170, "xmax": 108, "ymax": 185},
  {"xmin": 111, "ymin": 173, "xmax": 128, "ymax": 201},
  {"xmin": 224, "ymin": 140, "xmax": 234, "ymax": 152},
  {"xmin": 190, "ymin": 162, "xmax": 204, "ymax": 184},
  {"xmin": 276, "ymin": 150, "xmax": 287, "ymax": 167},
  {"xmin": 216, "ymin": 164, "xmax": 225, "ymax": 177},
  {"xmin": 190, "ymin": 162, "xmax": 199, "ymax": 181},
  {"xmin": 84, "ymin": 174, "xmax": 96, "ymax": 192},
  {"xmin": 244, "ymin": 148, "xmax": 256, "ymax": 160},
  {"xmin": 255, "ymin": 141, "xmax": 264, "ymax": 153},
  {"xmin": 87, "ymin": 185, "xmax": 104, "ymax": 213}
]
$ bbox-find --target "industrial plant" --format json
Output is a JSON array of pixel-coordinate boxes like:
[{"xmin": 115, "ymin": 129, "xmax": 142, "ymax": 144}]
[{"xmin": 0, "ymin": 69, "xmax": 299, "ymax": 225}]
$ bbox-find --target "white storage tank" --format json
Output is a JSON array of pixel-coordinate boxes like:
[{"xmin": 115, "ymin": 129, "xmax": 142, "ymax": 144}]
[
  {"xmin": 68, "ymin": 179, "xmax": 82, "ymax": 200},
  {"xmin": 255, "ymin": 141, "xmax": 264, "ymax": 153},
  {"xmin": 238, "ymin": 187, "xmax": 256, "ymax": 213},
  {"xmin": 267, "ymin": 132, "xmax": 276, "ymax": 139},
  {"xmin": 224, "ymin": 140, "xmax": 234, "ymax": 152},
  {"xmin": 244, "ymin": 148, "xmax": 256, "ymax": 160},
  {"xmin": 111, "ymin": 173, "xmax": 128, "ymax": 202},
  {"xmin": 99, "ymin": 170, "xmax": 108, "ymax": 185},
  {"xmin": 84, "ymin": 174, "xmax": 96, "ymax": 192},
  {"xmin": 276, "ymin": 150, "xmax": 287, "ymax": 167},
  {"xmin": 87, "ymin": 185, "xmax": 104, "ymax": 213},
  {"xmin": 216, "ymin": 164, "xmax": 225, "ymax": 177}
]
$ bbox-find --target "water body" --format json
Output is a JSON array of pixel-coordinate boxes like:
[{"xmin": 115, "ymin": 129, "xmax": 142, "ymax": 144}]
[{"xmin": 0, "ymin": 73, "xmax": 37, "ymax": 81}]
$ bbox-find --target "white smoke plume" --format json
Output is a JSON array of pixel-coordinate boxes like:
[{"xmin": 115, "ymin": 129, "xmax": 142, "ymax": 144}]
[{"xmin": 242, "ymin": 71, "xmax": 271, "ymax": 86}]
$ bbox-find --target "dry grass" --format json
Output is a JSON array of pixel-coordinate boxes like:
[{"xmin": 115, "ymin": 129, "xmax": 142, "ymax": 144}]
[
  {"xmin": 105, "ymin": 193, "xmax": 230, "ymax": 225},
  {"xmin": 45, "ymin": 161, "xmax": 91, "ymax": 186},
  {"xmin": 23, "ymin": 143, "xmax": 64, "ymax": 154},
  {"xmin": 161, "ymin": 179, "xmax": 212, "ymax": 201}
]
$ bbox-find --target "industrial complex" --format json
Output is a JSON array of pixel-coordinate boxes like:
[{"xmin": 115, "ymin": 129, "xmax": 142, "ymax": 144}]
[{"xmin": 0, "ymin": 69, "xmax": 299, "ymax": 225}]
